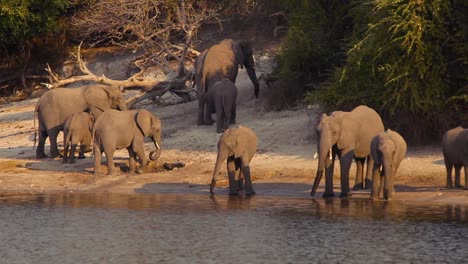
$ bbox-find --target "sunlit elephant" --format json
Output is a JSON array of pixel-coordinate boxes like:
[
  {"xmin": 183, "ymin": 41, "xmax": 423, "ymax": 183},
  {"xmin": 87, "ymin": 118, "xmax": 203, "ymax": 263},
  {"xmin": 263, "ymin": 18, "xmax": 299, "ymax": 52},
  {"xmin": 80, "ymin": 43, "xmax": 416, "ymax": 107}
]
[
  {"xmin": 442, "ymin": 126, "xmax": 468, "ymax": 189},
  {"xmin": 370, "ymin": 129, "xmax": 407, "ymax": 200},
  {"xmin": 35, "ymin": 84, "xmax": 127, "ymax": 159},
  {"xmin": 93, "ymin": 109, "xmax": 162, "ymax": 175},
  {"xmin": 195, "ymin": 39, "xmax": 259, "ymax": 127},
  {"xmin": 311, "ymin": 105, "xmax": 384, "ymax": 198},
  {"xmin": 210, "ymin": 125, "xmax": 258, "ymax": 196},
  {"xmin": 62, "ymin": 109, "xmax": 95, "ymax": 164},
  {"xmin": 206, "ymin": 78, "xmax": 238, "ymax": 133}
]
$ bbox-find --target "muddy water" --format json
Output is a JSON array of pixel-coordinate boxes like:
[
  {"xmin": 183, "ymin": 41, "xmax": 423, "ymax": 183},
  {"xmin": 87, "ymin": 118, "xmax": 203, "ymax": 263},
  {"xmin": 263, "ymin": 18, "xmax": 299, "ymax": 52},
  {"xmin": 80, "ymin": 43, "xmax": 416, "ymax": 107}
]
[{"xmin": 0, "ymin": 193, "xmax": 466, "ymax": 263}]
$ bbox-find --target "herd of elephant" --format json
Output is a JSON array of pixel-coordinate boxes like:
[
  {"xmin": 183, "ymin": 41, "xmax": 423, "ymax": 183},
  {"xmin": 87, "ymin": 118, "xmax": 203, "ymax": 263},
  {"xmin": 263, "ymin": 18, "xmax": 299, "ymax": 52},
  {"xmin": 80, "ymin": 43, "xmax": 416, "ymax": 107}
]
[{"xmin": 33, "ymin": 39, "xmax": 467, "ymax": 200}]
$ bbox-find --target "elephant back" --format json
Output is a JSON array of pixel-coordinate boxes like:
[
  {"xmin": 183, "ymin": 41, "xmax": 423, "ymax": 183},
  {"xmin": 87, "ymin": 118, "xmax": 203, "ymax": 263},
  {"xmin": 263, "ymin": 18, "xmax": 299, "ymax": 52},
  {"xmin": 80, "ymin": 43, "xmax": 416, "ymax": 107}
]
[{"xmin": 349, "ymin": 105, "xmax": 384, "ymax": 157}]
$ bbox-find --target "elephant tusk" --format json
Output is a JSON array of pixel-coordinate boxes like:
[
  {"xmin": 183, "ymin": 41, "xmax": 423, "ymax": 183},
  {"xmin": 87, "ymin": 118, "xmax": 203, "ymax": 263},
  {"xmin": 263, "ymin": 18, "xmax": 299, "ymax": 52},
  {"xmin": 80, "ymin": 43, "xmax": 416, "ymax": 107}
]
[
  {"xmin": 155, "ymin": 141, "xmax": 160, "ymax": 150},
  {"xmin": 328, "ymin": 148, "xmax": 332, "ymax": 160},
  {"xmin": 313, "ymin": 152, "xmax": 318, "ymax": 159}
]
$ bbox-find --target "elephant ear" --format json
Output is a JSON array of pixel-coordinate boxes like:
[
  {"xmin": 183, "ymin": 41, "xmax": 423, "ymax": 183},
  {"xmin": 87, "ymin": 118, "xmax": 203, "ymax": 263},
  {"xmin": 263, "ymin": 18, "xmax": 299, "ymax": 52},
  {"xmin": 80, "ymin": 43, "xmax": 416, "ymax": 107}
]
[
  {"xmin": 337, "ymin": 118, "xmax": 358, "ymax": 150},
  {"xmin": 135, "ymin": 110, "xmax": 153, "ymax": 137},
  {"xmin": 83, "ymin": 86, "xmax": 111, "ymax": 111}
]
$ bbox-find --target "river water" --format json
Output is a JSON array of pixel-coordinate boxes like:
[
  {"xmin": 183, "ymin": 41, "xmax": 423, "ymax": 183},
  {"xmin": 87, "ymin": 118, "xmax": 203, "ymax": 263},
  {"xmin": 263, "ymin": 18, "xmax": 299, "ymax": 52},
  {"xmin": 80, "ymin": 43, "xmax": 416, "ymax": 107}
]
[{"xmin": 0, "ymin": 192, "xmax": 466, "ymax": 264}]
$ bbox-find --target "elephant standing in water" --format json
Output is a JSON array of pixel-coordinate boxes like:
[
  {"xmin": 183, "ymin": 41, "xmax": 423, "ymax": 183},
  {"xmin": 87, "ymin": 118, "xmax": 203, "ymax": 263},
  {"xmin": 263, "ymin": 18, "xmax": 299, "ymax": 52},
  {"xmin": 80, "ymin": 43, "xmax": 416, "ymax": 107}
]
[
  {"xmin": 442, "ymin": 126, "xmax": 468, "ymax": 189},
  {"xmin": 195, "ymin": 39, "xmax": 259, "ymax": 127},
  {"xmin": 93, "ymin": 109, "xmax": 162, "ymax": 175},
  {"xmin": 210, "ymin": 125, "xmax": 258, "ymax": 196},
  {"xmin": 35, "ymin": 85, "xmax": 127, "ymax": 159},
  {"xmin": 370, "ymin": 129, "xmax": 407, "ymax": 200},
  {"xmin": 206, "ymin": 79, "xmax": 238, "ymax": 133},
  {"xmin": 311, "ymin": 105, "xmax": 384, "ymax": 198}
]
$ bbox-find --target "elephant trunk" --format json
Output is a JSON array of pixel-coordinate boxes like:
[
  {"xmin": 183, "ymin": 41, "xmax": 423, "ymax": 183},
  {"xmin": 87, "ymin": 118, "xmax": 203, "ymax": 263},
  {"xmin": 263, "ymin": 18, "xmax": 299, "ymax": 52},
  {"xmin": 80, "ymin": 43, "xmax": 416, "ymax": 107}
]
[
  {"xmin": 210, "ymin": 147, "xmax": 228, "ymax": 196},
  {"xmin": 382, "ymin": 159, "xmax": 393, "ymax": 200},
  {"xmin": 311, "ymin": 138, "xmax": 331, "ymax": 196},
  {"xmin": 149, "ymin": 136, "xmax": 162, "ymax": 161}
]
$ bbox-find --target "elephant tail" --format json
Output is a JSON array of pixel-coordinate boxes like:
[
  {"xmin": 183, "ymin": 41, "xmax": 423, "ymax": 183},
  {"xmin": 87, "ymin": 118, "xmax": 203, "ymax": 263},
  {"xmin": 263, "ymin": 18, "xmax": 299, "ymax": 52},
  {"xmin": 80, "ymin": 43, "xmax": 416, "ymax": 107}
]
[{"xmin": 32, "ymin": 104, "xmax": 38, "ymax": 149}]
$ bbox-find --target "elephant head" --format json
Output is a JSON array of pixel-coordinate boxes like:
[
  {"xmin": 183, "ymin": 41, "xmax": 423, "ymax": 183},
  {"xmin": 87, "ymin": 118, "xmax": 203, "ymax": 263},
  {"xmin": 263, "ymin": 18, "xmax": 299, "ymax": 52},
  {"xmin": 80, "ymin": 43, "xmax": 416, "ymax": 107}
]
[
  {"xmin": 234, "ymin": 40, "xmax": 259, "ymax": 98},
  {"xmin": 311, "ymin": 114, "xmax": 344, "ymax": 195},
  {"xmin": 83, "ymin": 85, "xmax": 128, "ymax": 111},
  {"xmin": 135, "ymin": 109, "xmax": 162, "ymax": 161}
]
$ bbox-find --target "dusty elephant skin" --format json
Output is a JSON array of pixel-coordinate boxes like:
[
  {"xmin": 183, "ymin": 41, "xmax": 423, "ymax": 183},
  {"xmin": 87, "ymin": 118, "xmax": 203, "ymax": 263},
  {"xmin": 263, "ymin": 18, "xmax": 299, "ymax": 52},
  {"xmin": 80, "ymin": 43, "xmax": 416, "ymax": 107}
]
[
  {"xmin": 62, "ymin": 110, "xmax": 95, "ymax": 164},
  {"xmin": 205, "ymin": 79, "xmax": 238, "ymax": 133},
  {"xmin": 311, "ymin": 105, "xmax": 385, "ymax": 198},
  {"xmin": 210, "ymin": 125, "xmax": 258, "ymax": 196},
  {"xmin": 442, "ymin": 126, "xmax": 468, "ymax": 189},
  {"xmin": 93, "ymin": 109, "xmax": 162, "ymax": 175},
  {"xmin": 370, "ymin": 129, "xmax": 407, "ymax": 200},
  {"xmin": 195, "ymin": 39, "xmax": 259, "ymax": 128},
  {"xmin": 35, "ymin": 85, "xmax": 127, "ymax": 159}
]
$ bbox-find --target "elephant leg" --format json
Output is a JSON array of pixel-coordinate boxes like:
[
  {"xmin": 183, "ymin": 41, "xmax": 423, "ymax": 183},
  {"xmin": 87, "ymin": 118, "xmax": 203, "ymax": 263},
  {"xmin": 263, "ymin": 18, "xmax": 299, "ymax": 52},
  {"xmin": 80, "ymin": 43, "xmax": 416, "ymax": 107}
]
[
  {"xmin": 62, "ymin": 140, "xmax": 69, "ymax": 163},
  {"xmin": 48, "ymin": 128, "xmax": 61, "ymax": 158},
  {"xmin": 69, "ymin": 144, "xmax": 78, "ymax": 164},
  {"xmin": 105, "ymin": 150, "xmax": 116, "ymax": 175},
  {"xmin": 94, "ymin": 145, "xmax": 103, "ymax": 175},
  {"xmin": 127, "ymin": 147, "xmax": 137, "ymax": 173},
  {"xmin": 365, "ymin": 156, "xmax": 374, "ymax": 189},
  {"xmin": 236, "ymin": 158, "xmax": 244, "ymax": 191},
  {"xmin": 353, "ymin": 157, "xmax": 365, "ymax": 190},
  {"xmin": 215, "ymin": 98, "xmax": 224, "ymax": 133},
  {"xmin": 370, "ymin": 163, "xmax": 380, "ymax": 200},
  {"xmin": 197, "ymin": 95, "xmax": 205, "ymax": 126},
  {"xmin": 133, "ymin": 144, "xmax": 148, "ymax": 174},
  {"xmin": 230, "ymin": 103, "xmax": 236, "ymax": 125},
  {"xmin": 454, "ymin": 165, "xmax": 463, "ymax": 188},
  {"xmin": 204, "ymin": 97, "xmax": 215, "ymax": 126},
  {"xmin": 445, "ymin": 163, "xmax": 453, "ymax": 188},
  {"xmin": 227, "ymin": 157, "xmax": 238, "ymax": 195},
  {"xmin": 242, "ymin": 161, "xmax": 255, "ymax": 196},
  {"xmin": 464, "ymin": 166, "xmax": 468, "ymax": 190},
  {"xmin": 36, "ymin": 129, "xmax": 48, "ymax": 159},
  {"xmin": 78, "ymin": 143, "xmax": 87, "ymax": 159},
  {"xmin": 339, "ymin": 150, "xmax": 354, "ymax": 197},
  {"xmin": 323, "ymin": 153, "xmax": 336, "ymax": 198}
]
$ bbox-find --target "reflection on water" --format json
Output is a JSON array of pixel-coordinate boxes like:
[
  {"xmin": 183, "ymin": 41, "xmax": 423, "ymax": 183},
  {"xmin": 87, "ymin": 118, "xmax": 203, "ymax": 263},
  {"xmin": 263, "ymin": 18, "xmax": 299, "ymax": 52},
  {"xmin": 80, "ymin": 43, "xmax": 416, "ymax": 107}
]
[{"xmin": 0, "ymin": 193, "xmax": 466, "ymax": 264}]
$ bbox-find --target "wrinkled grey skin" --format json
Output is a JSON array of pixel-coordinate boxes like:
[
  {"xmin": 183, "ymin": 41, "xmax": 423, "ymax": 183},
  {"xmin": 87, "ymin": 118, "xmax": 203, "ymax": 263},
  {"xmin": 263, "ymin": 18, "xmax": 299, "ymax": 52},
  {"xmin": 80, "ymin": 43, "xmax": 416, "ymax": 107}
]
[
  {"xmin": 370, "ymin": 129, "xmax": 407, "ymax": 200},
  {"xmin": 210, "ymin": 125, "xmax": 258, "ymax": 196},
  {"xmin": 35, "ymin": 85, "xmax": 127, "ymax": 159},
  {"xmin": 195, "ymin": 39, "xmax": 259, "ymax": 127},
  {"xmin": 206, "ymin": 79, "xmax": 238, "ymax": 133},
  {"xmin": 93, "ymin": 109, "xmax": 162, "ymax": 175},
  {"xmin": 442, "ymin": 126, "xmax": 468, "ymax": 189},
  {"xmin": 311, "ymin": 105, "xmax": 384, "ymax": 198}
]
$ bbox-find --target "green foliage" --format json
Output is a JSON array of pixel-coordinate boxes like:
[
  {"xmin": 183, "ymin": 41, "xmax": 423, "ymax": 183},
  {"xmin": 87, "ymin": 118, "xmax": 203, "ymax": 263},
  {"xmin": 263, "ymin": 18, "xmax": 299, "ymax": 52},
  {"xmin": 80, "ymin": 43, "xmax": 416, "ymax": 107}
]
[
  {"xmin": 304, "ymin": 0, "xmax": 467, "ymax": 142},
  {"xmin": 0, "ymin": 0, "xmax": 70, "ymax": 49}
]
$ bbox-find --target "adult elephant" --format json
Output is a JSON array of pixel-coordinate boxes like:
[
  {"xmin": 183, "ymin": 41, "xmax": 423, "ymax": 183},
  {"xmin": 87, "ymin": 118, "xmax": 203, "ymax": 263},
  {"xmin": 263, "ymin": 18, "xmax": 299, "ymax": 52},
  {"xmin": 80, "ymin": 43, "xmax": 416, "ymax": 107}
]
[
  {"xmin": 93, "ymin": 109, "xmax": 162, "ymax": 175},
  {"xmin": 195, "ymin": 39, "xmax": 259, "ymax": 126},
  {"xmin": 35, "ymin": 84, "xmax": 127, "ymax": 159},
  {"xmin": 311, "ymin": 105, "xmax": 384, "ymax": 198}
]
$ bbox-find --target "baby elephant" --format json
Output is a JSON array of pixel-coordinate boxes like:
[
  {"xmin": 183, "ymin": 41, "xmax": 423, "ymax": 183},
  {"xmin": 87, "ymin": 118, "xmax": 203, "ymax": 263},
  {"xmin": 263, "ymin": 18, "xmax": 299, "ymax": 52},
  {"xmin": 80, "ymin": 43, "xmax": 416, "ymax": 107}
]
[
  {"xmin": 370, "ymin": 129, "xmax": 407, "ymax": 200},
  {"xmin": 442, "ymin": 126, "xmax": 468, "ymax": 189},
  {"xmin": 210, "ymin": 125, "xmax": 258, "ymax": 196},
  {"xmin": 62, "ymin": 109, "xmax": 95, "ymax": 163},
  {"xmin": 93, "ymin": 109, "xmax": 162, "ymax": 175},
  {"xmin": 206, "ymin": 78, "xmax": 238, "ymax": 133}
]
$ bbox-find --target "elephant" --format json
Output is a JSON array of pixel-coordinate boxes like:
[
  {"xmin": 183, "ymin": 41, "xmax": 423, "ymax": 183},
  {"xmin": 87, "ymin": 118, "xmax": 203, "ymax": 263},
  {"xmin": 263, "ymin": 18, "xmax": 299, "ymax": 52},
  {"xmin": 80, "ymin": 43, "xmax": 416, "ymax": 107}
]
[
  {"xmin": 35, "ymin": 84, "xmax": 127, "ymax": 159},
  {"xmin": 205, "ymin": 78, "xmax": 238, "ymax": 133},
  {"xmin": 311, "ymin": 105, "xmax": 385, "ymax": 198},
  {"xmin": 195, "ymin": 39, "xmax": 259, "ymax": 127},
  {"xmin": 93, "ymin": 109, "xmax": 162, "ymax": 175},
  {"xmin": 442, "ymin": 126, "xmax": 468, "ymax": 189},
  {"xmin": 210, "ymin": 125, "xmax": 258, "ymax": 196},
  {"xmin": 370, "ymin": 129, "xmax": 407, "ymax": 200},
  {"xmin": 62, "ymin": 109, "xmax": 95, "ymax": 164}
]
